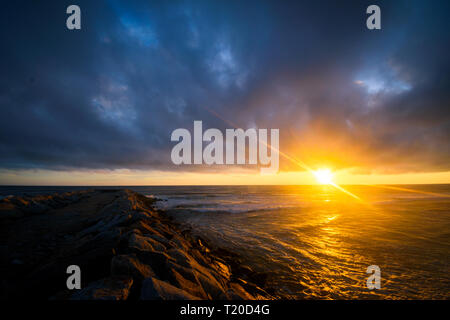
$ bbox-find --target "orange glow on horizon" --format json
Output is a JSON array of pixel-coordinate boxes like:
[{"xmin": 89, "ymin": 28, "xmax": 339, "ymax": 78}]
[{"xmin": 1, "ymin": 168, "xmax": 450, "ymax": 186}]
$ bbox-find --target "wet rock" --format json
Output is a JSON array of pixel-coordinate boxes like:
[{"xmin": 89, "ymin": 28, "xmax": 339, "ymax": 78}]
[
  {"xmin": 70, "ymin": 276, "xmax": 133, "ymax": 300},
  {"xmin": 130, "ymin": 211, "xmax": 152, "ymax": 221},
  {"xmin": 129, "ymin": 220, "xmax": 156, "ymax": 235},
  {"xmin": 213, "ymin": 260, "xmax": 231, "ymax": 280},
  {"xmin": 111, "ymin": 254, "xmax": 155, "ymax": 281},
  {"xmin": 170, "ymin": 234, "xmax": 191, "ymax": 252},
  {"xmin": 129, "ymin": 233, "xmax": 165, "ymax": 252},
  {"xmin": 140, "ymin": 277, "xmax": 200, "ymax": 300},
  {"xmin": 78, "ymin": 213, "xmax": 129, "ymax": 237},
  {"xmin": 0, "ymin": 189, "xmax": 270, "ymax": 300},
  {"xmin": 167, "ymin": 261, "xmax": 198, "ymax": 283},
  {"xmin": 133, "ymin": 249, "xmax": 173, "ymax": 280},
  {"xmin": 239, "ymin": 265, "xmax": 253, "ymax": 275},
  {"xmin": 252, "ymin": 272, "xmax": 269, "ymax": 287},
  {"xmin": 194, "ymin": 271, "xmax": 227, "ymax": 299},
  {"xmin": 167, "ymin": 248, "xmax": 192, "ymax": 269},
  {"xmin": 169, "ymin": 267, "xmax": 207, "ymax": 299},
  {"xmin": 223, "ymin": 283, "xmax": 255, "ymax": 300},
  {"xmin": 236, "ymin": 279, "xmax": 270, "ymax": 299}
]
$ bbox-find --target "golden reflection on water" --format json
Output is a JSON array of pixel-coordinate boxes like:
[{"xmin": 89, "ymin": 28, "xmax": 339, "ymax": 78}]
[{"xmin": 166, "ymin": 184, "xmax": 450, "ymax": 299}]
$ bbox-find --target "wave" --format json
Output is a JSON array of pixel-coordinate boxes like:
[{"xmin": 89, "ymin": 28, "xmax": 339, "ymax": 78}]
[{"xmin": 162, "ymin": 204, "xmax": 302, "ymax": 215}]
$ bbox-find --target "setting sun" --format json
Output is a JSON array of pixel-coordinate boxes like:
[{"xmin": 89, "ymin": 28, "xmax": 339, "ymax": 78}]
[{"xmin": 313, "ymin": 169, "xmax": 334, "ymax": 185}]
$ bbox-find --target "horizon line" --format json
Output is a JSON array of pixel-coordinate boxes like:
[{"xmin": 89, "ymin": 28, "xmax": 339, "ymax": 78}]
[{"xmin": 1, "ymin": 183, "xmax": 449, "ymax": 187}]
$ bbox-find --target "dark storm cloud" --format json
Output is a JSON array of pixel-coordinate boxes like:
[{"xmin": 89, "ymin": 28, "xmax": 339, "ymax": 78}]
[{"xmin": 0, "ymin": 0, "xmax": 449, "ymax": 174}]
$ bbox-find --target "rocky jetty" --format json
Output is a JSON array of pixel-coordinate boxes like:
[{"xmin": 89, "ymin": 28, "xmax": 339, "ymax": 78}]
[{"xmin": 0, "ymin": 189, "xmax": 272, "ymax": 300}]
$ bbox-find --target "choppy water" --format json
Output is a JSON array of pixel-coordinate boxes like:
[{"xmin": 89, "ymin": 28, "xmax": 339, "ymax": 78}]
[
  {"xmin": 1, "ymin": 184, "xmax": 449, "ymax": 299},
  {"xmin": 151, "ymin": 185, "xmax": 450, "ymax": 299}
]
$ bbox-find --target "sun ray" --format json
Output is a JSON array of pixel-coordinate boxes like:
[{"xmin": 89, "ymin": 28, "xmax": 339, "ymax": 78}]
[
  {"xmin": 365, "ymin": 184, "xmax": 450, "ymax": 198},
  {"xmin": 330, "ymin": 182, "xmax": 361, "ymax": 200},
  {"xmin": 203, "ymin": 107, "xmax": 365, "ymax": 203}
]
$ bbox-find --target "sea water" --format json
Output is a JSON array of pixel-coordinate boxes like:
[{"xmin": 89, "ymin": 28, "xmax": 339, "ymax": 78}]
[{"xmin": 1, "ymin": 184, "xmax": 449, "ymax": 299}]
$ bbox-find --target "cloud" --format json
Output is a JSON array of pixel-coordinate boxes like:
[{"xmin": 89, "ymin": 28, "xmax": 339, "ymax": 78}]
[{"xmin": 0, "ymin": 0, "xmax": 449, "ymax": 177}]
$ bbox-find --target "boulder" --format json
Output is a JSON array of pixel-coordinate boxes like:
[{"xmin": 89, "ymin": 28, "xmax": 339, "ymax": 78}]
[
  {"xmin": 133, "ymin": 250, "xmax": 173, "ymax": 280},
  {"xmin": 166, "ymin": 261, "xmax": 197, "ymax": 283},
  {"xmin": 70, "ymin": 276, "xmax": 133, "ymax": 300},
  {"xmin": 0, "ymin": 189, "xmax": 270, "ymax": 300},
  {"xmin": 223, "ymin": 283, "xmax": 255, "ymax": 300},
  {"xmin": 140, "ymin": 277, "xmax": 200, "ymax": 300},
  {"xmin": 166, "ymin": 248, "xmax": 193, "ymax": 269},
  {"xmin": 129, "ymin": 220, "xmax": 157, "ymax": 235},
  {"xmin": 129, "ymin": 233, "xmax": 165, "ymax": 252},
  {"xmin": 111, "ymin": 254, "xmax": 155, "ymax": 281},
  {"xmin": 168, "ymin": 267, "xmax": 207, "ymax": 299},
  {"xmin": 194, "ymin": 271, "xmax": 227, "ymax": 299}
]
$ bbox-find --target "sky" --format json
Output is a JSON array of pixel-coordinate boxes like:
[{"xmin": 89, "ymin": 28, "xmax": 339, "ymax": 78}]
[{"xmin": 0, "ymin": 0, "xmax": 449, "ymax": 185}]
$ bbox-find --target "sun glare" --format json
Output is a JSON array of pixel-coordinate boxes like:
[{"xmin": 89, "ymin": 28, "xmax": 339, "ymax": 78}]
[{"xmin": 313, "ymin": 169, "xmax": 334, "ymax": 185}]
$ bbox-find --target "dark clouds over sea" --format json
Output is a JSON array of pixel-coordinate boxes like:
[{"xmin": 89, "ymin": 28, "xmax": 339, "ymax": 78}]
[{"xmin": 0, "ymin": 0, "xmax": 449, "ymax": 174}]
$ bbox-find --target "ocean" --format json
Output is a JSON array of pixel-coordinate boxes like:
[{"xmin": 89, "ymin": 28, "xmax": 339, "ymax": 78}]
[{"xmin": 1, "ymin": 184, "xmax": 449, "ymax": 299}]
